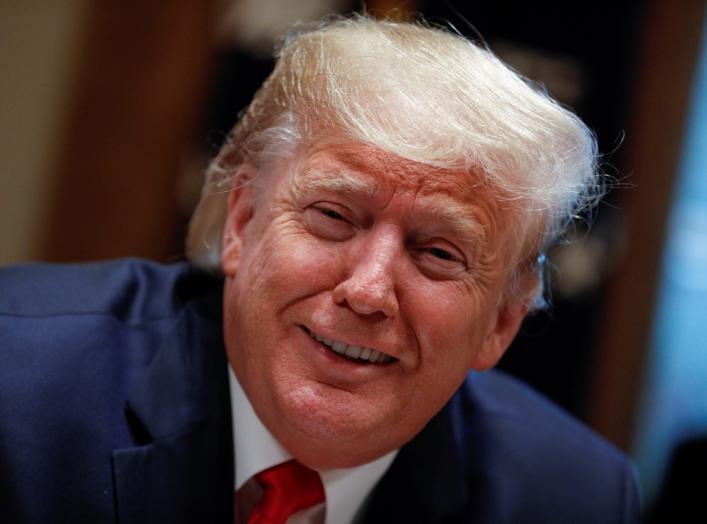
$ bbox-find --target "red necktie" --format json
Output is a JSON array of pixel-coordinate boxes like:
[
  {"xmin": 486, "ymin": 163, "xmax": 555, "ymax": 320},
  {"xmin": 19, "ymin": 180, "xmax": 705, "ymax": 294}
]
[{"xmin": 246, "ymin": 460, "xmax": 325, "ymax": 524}]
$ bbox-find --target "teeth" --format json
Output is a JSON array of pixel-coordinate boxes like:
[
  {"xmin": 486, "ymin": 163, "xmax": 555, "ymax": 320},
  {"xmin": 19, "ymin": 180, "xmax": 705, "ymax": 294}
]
[
  {"xmin": 345, "ymin": 345, "xmax": 362, "ymax": 359},
  {"xmin": 310, "ymin": 330, "xmax": 393, "ymax": 364}
]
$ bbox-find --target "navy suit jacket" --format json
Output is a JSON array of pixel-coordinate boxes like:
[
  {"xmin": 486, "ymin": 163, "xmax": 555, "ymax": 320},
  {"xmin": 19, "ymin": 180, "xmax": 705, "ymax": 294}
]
[{"xmin": 0, "ymin": 259, "xmax": 640, "ymax": 523}]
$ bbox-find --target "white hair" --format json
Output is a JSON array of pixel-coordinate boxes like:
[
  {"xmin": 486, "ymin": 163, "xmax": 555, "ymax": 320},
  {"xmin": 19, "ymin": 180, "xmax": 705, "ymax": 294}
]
[{"xmin": 186, "ymin": 15, "xmax": 601, "ymax": 299}]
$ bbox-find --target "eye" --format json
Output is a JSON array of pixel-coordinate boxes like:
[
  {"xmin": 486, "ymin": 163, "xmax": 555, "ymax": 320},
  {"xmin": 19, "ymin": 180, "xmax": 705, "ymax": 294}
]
[
  {"xmin": 428, "ymin": 247, "xmax": 459, "ymax": 262},
  {"xmin": 414, "ymin": 241, "xmax": 468, "ymax": 278},
  {"xmin": 304, "ymin": 203, "xmax": 355, "ymax": 241},
  {"xmin": 317, "ymin": 207, "xmax": 345, "ymax": 221}
]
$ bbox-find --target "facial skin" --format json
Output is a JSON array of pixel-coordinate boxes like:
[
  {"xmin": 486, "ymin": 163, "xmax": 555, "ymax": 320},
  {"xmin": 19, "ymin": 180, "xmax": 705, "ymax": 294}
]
[{"xmin": 221, "ymin": 142, "xmax": 532, "ymax": 469}]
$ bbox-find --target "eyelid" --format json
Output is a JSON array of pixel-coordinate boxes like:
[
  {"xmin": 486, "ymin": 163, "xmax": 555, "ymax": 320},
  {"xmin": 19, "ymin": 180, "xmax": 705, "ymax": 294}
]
[
  {"xmin": 418, "ymin": 238, "xmax": 468, "ymax": 266},
  {"xmin": 430, "ymin": 247, "xmax": 465, "ymax": 265},
  {"xmin": 313, "ymin": 202, "xmax": 351, "ymax": 220},
  {"xmin": 414, "ymin": 251, "xmax": 468, "ymax": 281},
  {"xmin": 310, "ymin": 200, "xmax": 363, "ymax": 225},
  {"xmin": 303, "ymin": 201, "xmax": 358, "ymax": 241},
  {"xmin": 315, "ymin": 205, "xmax": 344, "ymax": 220}
]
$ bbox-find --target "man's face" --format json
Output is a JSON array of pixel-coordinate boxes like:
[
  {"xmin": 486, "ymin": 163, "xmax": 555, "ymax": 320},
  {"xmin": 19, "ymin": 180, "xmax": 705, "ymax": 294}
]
[{"xmin": 221, "ymin": 142, "xmax": 529, "ymax": 468}]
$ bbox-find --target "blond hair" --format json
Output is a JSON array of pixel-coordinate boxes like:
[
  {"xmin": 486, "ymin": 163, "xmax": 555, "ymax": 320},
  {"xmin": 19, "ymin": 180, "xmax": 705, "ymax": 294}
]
[{"xmin": 186, "ymin": 15, "xmax": 600, "ymax": 291}]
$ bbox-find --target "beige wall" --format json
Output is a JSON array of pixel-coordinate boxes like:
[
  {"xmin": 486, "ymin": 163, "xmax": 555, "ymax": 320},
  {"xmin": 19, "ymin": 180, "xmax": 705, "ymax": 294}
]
[{"xmin": 0, "ymin": 0, "xmax": 86, "ymax": 264}]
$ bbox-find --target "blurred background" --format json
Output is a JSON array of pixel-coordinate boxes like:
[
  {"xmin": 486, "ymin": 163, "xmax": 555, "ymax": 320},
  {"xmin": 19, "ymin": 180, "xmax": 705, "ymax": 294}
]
[{"xmin": 1, "ymin": 0, "xmax": 706, "ymax": 519}]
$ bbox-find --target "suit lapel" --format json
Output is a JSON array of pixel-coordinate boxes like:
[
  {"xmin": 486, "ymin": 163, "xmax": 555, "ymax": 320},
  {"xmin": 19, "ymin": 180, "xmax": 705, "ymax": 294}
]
[
  {"xmin": 112, "ymin": 289, "xmax": 233, "ymax": 524},
  {"xmin": 359, "ymin": 400, "xmax": 468, "ymax": 523}
]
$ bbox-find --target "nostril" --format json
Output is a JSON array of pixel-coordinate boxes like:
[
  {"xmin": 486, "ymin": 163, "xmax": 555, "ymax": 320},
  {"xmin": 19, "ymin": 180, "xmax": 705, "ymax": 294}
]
[
  {"xmin": 343, "ymin": 297, "xmax": 379, "ymax": 316},
  {"xmin": 332, "ymin": 280, "xmax": 398, "ymax": 318}
]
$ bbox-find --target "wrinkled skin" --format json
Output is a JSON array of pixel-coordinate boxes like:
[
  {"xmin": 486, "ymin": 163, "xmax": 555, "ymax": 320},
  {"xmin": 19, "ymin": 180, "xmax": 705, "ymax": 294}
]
[{"xmin": 221, "ymin": 142, "xmax": 531, "ymax": 469}]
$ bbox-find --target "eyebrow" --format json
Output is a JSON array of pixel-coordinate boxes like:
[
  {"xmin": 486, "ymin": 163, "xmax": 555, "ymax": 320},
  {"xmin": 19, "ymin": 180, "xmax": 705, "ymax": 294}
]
[
  {"xmin": 417, "ymin": 197, "xmax": 488, "ymax": 247},
  {"xmin": 291, "ymin": 167, "xmax": 378, "ymax": 198}
]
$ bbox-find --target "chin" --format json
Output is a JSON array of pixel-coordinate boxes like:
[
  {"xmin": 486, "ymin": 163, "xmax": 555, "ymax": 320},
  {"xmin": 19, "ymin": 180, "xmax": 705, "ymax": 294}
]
[{"xmin": 266, "ymin": 380, "xmax": 401, "ymax": 468}]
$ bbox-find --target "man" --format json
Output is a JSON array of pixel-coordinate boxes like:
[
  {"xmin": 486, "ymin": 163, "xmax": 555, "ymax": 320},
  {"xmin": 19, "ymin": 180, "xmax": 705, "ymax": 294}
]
[{"xmin": 0, "ymin": 16, "xmax": 639, "ymax": 523}]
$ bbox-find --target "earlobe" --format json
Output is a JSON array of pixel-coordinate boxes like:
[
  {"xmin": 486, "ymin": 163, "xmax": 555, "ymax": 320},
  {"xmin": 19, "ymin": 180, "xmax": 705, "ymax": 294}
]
[{"xmin": 221, "ymin": 165, "xmax": 257, "ymax": 278}]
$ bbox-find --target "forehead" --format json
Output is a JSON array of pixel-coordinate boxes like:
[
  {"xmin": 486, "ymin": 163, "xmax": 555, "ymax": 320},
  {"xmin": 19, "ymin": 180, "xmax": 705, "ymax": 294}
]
[{"xmin": 288, "ymin": 141, "xmax": 490, "ymax": 205}]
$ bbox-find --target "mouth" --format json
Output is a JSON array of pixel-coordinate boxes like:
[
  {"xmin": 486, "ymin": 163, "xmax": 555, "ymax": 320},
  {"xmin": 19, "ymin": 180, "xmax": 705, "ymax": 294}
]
[{"xmin": 300, "ymin": 325, "xmax": 397, "ymax": 365}]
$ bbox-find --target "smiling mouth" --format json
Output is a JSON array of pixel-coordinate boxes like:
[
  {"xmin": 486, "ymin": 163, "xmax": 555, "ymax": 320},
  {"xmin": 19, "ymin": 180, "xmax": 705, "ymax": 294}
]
[{"xmin": 301, "ymin": 326, "xmax": 396, "ymax": 365}]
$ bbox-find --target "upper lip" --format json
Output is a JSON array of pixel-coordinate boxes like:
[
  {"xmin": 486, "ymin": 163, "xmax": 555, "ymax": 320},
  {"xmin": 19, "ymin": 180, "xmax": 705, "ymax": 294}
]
[{"xmin": 300, "ymin": 324, "xmax": 398, "ymax": 361}]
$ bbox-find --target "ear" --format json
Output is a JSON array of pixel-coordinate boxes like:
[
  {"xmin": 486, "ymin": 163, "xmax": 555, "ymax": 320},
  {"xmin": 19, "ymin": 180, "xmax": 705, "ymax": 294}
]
[
  {"xmin": 470, "ymin": 274, "xmax": 540, "ymax": 371},
  {"xmin": 221, "ymin": 165, "xmax": 257, "ymax": 278}
]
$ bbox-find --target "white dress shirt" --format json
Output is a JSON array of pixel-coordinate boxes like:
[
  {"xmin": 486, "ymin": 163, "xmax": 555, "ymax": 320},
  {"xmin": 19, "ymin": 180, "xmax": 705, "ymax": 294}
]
[{"xmin": 229, "ymin": 367, "xmax": 397, "ymax": 524}]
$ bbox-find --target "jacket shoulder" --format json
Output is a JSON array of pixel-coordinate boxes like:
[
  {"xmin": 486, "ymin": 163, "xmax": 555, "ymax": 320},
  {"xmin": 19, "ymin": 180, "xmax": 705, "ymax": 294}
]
[
  {"xmin": 0, "ymin": 259, "xmax": 225, "ymax": 523},
  {"xmin": 0, "ymin": 258, "xmax": 220, "ymax": 322},
  {"xmin": 451, "ymin": 370, "xmax": 641, "ymax": 523}
]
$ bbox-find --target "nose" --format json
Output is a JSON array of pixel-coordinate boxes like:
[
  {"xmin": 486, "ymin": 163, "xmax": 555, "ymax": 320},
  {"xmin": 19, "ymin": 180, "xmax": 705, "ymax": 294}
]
[{"xmin": 332, "ymin": 229, "xmax": 400, "ymax": 318}]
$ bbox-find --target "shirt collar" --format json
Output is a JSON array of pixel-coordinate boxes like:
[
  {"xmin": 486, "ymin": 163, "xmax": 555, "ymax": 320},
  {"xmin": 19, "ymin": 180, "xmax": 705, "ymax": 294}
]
[{"xmin": 228, "ymin": 366, "xmax": 397, "ymax": 524}]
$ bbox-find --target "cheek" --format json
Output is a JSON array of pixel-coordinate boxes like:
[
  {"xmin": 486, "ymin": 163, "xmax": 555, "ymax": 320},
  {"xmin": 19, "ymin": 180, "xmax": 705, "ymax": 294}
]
[
  {"xmin": 411, "ymin": 283, "xmax": 491, "ymax": 373},
  {"xmin": 236, "ymin": 227, "xmax": 343, "ymax": 312}
]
